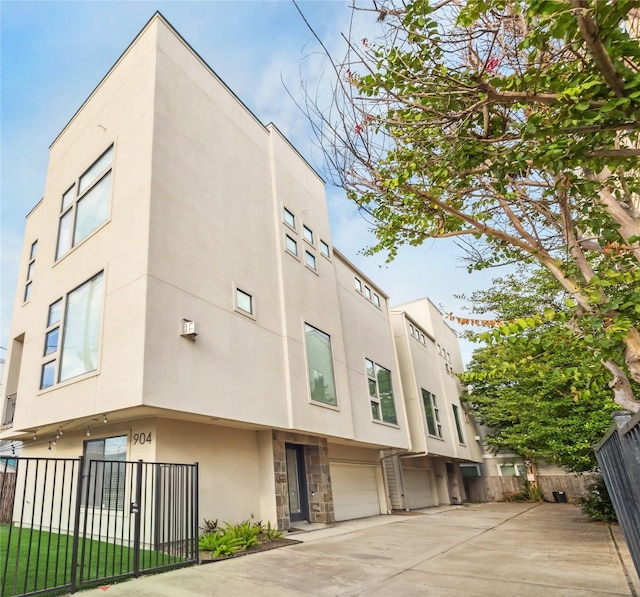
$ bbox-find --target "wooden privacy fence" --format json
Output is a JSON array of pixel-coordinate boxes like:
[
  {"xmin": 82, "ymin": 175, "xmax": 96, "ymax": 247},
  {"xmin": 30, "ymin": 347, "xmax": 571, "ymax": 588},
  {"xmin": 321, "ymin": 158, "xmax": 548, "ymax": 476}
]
[{"xmin": 482, "ymin": 473, "xmax": 597, "ymax": 503}]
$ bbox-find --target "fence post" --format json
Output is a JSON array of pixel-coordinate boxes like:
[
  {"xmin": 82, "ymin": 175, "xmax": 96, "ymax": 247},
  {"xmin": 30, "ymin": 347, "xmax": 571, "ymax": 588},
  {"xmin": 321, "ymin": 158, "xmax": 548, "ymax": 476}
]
[
  {"xmin": 69, "ymin": 456, "xmax": 84, "ymax": 594},
  {"xmin": 132, "ymin": 460, "xmax": 143, "ymax": 577},
  {"xmin": 194, "ymin": 462, "xmax": 199, "ymax": 563}
]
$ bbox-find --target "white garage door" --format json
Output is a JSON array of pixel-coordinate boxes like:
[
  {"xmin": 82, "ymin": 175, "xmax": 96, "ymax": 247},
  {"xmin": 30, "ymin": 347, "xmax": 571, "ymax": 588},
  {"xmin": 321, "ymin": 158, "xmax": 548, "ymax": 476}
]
[
  {"xmin": 403, "ymin": 468, "xmax": 435, "ymax": 509},
  {"xmin": 330, "ymin": 463, "xmax": 381, "ymax": 521}
]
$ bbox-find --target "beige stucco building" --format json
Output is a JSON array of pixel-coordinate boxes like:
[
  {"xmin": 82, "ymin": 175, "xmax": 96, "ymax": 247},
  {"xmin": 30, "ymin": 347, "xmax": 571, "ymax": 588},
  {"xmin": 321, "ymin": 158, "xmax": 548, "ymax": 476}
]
[{"xmin": 1, "ymin": 13, "xmax": 481, "ymax": 530}]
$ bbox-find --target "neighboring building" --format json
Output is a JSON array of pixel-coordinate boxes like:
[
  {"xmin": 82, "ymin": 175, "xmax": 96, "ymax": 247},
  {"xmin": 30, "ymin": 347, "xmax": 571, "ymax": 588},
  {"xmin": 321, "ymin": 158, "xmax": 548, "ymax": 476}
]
[
  {"xmin": 386, "ymin": 300, "xmax": 485, "ymax": 509},
  {"xmin": 0, "ymin": 13, "xmax": 481, "ymax": 530}
]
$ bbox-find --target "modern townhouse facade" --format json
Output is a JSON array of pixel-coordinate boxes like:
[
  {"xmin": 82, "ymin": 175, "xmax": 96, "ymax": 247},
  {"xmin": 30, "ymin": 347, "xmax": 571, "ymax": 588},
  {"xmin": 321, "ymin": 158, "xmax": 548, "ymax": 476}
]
[
  {"xmin": 1, "ymin": 13, "xmax": 481, "ymax": 531},
  {"xmin": 386, "ymin": 300, "xmax": 485, "ymax": 509}
]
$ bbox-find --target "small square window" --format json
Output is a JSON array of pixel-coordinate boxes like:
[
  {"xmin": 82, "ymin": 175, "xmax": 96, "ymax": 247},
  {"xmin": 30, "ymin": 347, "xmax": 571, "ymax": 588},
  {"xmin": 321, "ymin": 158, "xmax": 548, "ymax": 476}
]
[
  {"xmin": 24, "ymin": 281, "xmax": 32, "ymax": 302},
  {"xmin": 303, "ymin": 225, "xmax": 314, "ymax": 244},
  {"xmin": 48, "ymin": 299, "xmax": 63, "ymax": 327},
  {"xmin": 284, "ymin": 208, "xmax": 296, "ymax": 229},
  {"xmin": 29, "ymin": 240, "xmax": 38, "ymax": 260},
  {"xmin": 236, "ymin": 289, "xmax": 253, "ymax": 315},
  {"xmin": 285, "ymin": 235, "xmax": 298, "ymax": 256},
  {"xmin": 41, "ymin": 361, "xmax": 56, "ymax": 390},
  {"xmin": 44, "ymin": 327, "xmax": 60, "ymax": 356},
  {"xmin": 354, "ymin": 278, "xmax": 362, "ymax": 292},
  {"xmin": 373, "ymin": 293, "xmax": 380, "ymax": 307},
  {"xmin": 305, "ymin": 251, "xmax": 316, "ymax": 270},
  {"xmin": 364, "ymin": 286, "xmax": 372, "ymax": 300},
  {"xmin": 320, "ymin": 240, "xmax": 330, "ymax": 258}
]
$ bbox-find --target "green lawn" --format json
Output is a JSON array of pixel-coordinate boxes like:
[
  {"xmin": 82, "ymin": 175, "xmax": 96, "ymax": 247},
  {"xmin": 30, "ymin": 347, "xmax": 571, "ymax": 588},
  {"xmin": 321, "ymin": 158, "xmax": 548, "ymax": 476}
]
[{"xmin": 0, "ymin": 524, "xmax": 188, "ymax": 596}]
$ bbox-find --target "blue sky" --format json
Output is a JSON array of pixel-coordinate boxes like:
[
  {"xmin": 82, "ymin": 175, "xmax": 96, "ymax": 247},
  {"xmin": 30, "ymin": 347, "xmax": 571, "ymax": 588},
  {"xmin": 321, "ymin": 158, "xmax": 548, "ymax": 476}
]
[{"xmin": 1, "ymin": 0, "xmax": 501, "ymax": 363}]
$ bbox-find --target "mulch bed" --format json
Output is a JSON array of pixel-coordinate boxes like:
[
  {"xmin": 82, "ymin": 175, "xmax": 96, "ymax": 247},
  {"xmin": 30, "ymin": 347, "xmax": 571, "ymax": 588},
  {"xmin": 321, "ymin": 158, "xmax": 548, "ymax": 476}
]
[{"xmin": 199, "ymin": 537, "xmax": 301, "ymax": 564}]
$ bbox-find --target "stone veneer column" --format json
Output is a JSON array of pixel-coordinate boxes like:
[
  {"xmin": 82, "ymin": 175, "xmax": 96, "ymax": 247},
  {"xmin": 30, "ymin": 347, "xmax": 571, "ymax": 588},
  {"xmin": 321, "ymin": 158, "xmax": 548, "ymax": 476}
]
[{"xmin": 272, "ymin": 430, "xmax": 335, "ymax": 530}]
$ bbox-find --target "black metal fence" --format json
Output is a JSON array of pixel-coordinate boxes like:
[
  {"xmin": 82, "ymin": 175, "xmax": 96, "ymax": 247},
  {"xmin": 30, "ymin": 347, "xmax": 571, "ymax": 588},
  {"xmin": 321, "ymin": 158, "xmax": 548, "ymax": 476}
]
[
  {"xmin": 595, "ymin": 411, "xmax": 640, "ymax": 579},
  {"xmin": 0, "ymin": 456, "xmax": 198, "ymax": 596}
]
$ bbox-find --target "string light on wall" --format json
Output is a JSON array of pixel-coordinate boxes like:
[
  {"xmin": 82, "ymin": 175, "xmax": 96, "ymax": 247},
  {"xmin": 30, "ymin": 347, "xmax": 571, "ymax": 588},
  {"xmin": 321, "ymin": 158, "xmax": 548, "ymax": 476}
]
[
  {"xmin": 103, "ymin": 414, "xmax": 108, "ymax": 424},
  {"xmin": 86, "ymin": 428, "xmax": 91, "ymax": 437}
]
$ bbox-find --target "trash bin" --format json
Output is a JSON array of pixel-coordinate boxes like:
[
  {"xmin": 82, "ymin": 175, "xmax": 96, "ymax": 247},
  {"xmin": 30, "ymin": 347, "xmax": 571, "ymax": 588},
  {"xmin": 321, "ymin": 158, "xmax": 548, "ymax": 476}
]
[{"xmin": 552, "ymin": 491, "xmax": 567, "ymax": 503}]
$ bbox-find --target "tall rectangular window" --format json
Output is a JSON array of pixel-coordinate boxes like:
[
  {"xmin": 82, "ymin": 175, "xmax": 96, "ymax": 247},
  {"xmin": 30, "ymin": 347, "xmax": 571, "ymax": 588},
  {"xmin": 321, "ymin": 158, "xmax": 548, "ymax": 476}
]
[
  {"xmin": 305, "ymin": 324, "xmax": 337, "ymax": 406},
  {"xmin": 365, "ymin": 358, "xmax": 397, "ymax": 424},
  {"xmin": 24, "ymin": 240, "xmax": 37, "ymax": 302},
  {"xmin": 59, "ymin": 271, "xmax": 104, "ymax": 382},
  {"xmin": 422, "ymin": 389, "xmax": 443, "ymax": 438},
  {"xmin": 320, "ymin": 240, "xmax": 330, "ymax": 258},
  {"xmin": 56, "ymin": 145, "xmax": 113, "ymax": 260},
  {"xmin": 83, "ymin": 435, "xmax": 127, "ymax": 510},
  {"xmin": 452, "ymin": 405, "xmax": 465, "ymax": 444}
]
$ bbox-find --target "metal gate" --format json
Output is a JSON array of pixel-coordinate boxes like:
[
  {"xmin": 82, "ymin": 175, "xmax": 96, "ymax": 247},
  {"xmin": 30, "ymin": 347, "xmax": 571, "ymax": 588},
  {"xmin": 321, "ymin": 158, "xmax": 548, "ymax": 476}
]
[
  {"xmin": 595, "ymin": 411, "xmax": 640, "ymax": 580},
  {"xmin": 0, "ymin": 456, "xmax": 198, "ymax": 596}
]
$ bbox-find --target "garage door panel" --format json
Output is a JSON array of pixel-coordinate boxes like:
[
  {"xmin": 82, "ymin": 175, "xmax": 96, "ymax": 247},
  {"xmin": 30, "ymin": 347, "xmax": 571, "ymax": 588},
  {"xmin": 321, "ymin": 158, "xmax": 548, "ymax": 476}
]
[
  {"xmin": 403, "ymin": 468, "xmax": 435, "ymax": 509},
  {"xmin": 330, "ymin": 463, "xmax": 381, "ymax": 521}
]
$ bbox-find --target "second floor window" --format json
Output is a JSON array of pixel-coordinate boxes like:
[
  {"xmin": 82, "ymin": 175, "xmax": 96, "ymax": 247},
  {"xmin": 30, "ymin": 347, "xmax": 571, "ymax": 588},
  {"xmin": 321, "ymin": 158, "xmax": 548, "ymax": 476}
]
[
  {"xmin": 305, "ymin": 323, "xmax": 337, "ymax": 406},
  {"xmin": 365, "ymin": 359, "xmax": 397, "ymax": 424}
]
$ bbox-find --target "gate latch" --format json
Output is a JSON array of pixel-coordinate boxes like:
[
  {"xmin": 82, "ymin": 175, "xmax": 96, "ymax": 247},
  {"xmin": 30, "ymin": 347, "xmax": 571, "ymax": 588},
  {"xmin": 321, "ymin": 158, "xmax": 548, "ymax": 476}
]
[{"xmin": 130, "ymin": 501, "xmax": 139, "ymax": 514}]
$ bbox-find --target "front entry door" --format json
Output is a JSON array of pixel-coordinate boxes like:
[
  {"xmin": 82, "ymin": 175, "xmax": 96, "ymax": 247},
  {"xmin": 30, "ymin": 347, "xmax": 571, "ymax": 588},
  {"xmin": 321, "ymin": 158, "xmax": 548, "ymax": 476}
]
[{"xmin": 286, "ymin": 444, "xmax": 309, "ymax": 522}]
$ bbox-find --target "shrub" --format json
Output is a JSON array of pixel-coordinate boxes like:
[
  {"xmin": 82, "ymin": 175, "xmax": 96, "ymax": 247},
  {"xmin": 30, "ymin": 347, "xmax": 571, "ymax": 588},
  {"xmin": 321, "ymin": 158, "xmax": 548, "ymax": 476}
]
[
  {"xmin": 220, "ymin": 520, "xmax": 261, "ymax": 550},
  {"xmin": 580, "ymin": 477, "xmax": 617, "ymax": 523},
  {"xmin": 198, "ymin": 531, "xmax": 242, "ymax": 557},
  {"xmin": 257, "ymin": 521, "xmax": 284, "ymax": 541}
]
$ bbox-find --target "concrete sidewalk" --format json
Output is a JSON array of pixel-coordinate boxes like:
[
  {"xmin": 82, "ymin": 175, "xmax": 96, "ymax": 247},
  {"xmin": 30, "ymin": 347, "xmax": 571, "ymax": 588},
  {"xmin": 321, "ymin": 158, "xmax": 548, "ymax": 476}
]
[{"xmin": 78, "ymin": 503, "xmax": 639, "ymax": 596}]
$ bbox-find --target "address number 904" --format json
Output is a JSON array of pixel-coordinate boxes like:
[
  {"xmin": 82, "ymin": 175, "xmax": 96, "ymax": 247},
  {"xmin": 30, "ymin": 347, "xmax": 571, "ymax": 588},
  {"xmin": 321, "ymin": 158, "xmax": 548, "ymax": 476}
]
[{"xmin": 133, "ymin": 432, "xmax": 152, "ymax": 445}]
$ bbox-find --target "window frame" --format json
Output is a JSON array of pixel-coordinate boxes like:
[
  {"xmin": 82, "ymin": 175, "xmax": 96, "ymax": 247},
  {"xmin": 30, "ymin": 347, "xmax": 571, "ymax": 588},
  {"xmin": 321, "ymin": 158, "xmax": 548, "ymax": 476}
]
[
  {"xmin": 305, "ymin": 251, "xmax": 317, "ymax": 271},
  {"xmin": 285, "ymin": 234, "xmax": 299, "ymax": 257},
  {"xmin": 320, "ymin": 240, "xmax": 331, "ymax": 259},
  {"xmin": 452, "ymin": 404, "xmax": 465, "ymax": 445},
  {"xmin": 83, "ymin": 435, "xmax": 128, "ymax": 510},
  {"xmin": 365, "ymin": 358, "xmax": 398, "ymax": 425},
  {"xmin": 304, "ymin": 323, "xmax": 338, "ymax": 408},
  {"xmin": 283, "ymin": 207, "xmax": 296, "ymax": 230},
  {"xmin": 422, "ymin": 389, "xmax": 443, "ymax": 439},
  {"xmin": 39, "ymin": 272, "xmax": 105, "ymax": 391},
  {"xmin": 235, "ymin": 287, "xmax": 255, "ymax": 317},
  {"xmin": 56, "ymin": 145, "xmax": 114, "ymax": 261},
  {"xmin": 24, "ymin": 240, "xmax": 38, "ymax": 303},
  {"xmin": 302, "ymin": 225, "xmax": 314, "ymax": 245}
]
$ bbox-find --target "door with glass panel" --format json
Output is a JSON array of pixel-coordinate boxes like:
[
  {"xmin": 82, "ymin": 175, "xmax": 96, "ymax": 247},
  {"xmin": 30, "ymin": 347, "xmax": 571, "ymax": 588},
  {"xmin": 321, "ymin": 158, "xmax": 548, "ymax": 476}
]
[{"xmin": 285, "ymin": 444, "xmax": 309, "ymax": 523}]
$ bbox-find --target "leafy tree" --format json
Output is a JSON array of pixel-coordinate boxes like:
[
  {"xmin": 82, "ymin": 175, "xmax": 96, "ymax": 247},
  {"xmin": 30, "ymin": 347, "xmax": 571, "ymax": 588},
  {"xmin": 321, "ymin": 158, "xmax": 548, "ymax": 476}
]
[
  {"xmin": 460, "ymin": 266, "xmax": 620, "ymax": 472},
  {"xmin": 302, "ymin": 0, "xmax": 640, "ymax": 410}
]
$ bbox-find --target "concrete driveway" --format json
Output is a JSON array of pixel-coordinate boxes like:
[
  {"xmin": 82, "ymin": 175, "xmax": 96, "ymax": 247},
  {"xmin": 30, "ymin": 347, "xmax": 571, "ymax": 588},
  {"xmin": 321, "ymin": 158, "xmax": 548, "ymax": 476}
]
[{"xmin": 79, "ymin": 503, "xmax": 639, "ymax": 596}]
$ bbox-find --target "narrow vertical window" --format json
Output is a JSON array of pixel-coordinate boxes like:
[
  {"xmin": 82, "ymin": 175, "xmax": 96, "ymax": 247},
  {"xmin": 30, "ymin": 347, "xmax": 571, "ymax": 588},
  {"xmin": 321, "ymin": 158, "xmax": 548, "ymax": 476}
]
[
  {"xmin": 453, "ymin": 404, "xmax": 465, "ymax": 444},
  {"xmin": 354, "ymin": 278, "xmax": 362, "ymax": 292},
  {"xmin": 373, "ymin": 293, "xmax": 381, "ymax": 307},
  {"xmin": 320, "ymin": 240, "xmax": 330, "ymax": 258},
  {"xmin": 305, "ymin": 324, "xmax": 337, "ymax": 406}
]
